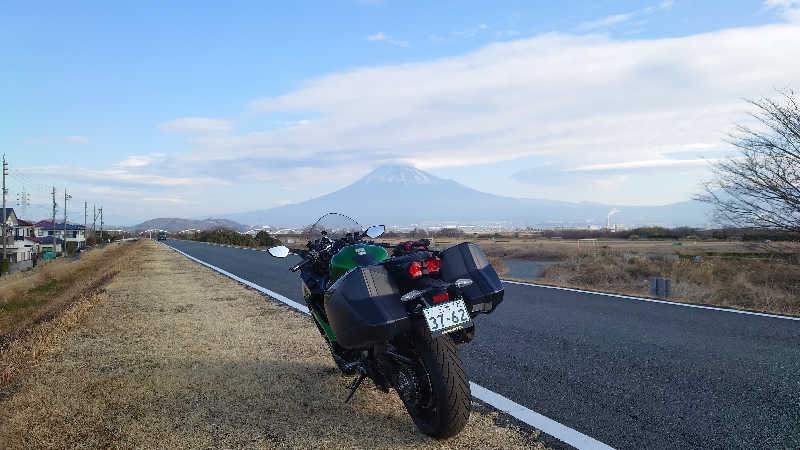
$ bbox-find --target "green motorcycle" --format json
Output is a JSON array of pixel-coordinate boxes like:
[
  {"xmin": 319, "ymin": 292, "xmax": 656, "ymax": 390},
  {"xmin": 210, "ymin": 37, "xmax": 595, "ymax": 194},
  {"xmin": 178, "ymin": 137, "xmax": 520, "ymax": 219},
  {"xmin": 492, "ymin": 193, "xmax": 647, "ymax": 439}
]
[{"xmin": 269, "ymin": 213, "xmax": 504, "ymax": 438}]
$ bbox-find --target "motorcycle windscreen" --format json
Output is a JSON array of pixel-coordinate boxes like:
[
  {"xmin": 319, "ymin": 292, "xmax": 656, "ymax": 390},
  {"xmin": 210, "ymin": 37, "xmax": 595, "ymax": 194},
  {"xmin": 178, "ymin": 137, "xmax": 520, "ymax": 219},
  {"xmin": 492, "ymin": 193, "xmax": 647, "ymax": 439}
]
[
  {"xmin": 440, "ymin": 242, "xmax": 504, "ymax": 314},
  {"xmin": 324, "ymin": 265, "xmax": 410, "ymax": 349}
]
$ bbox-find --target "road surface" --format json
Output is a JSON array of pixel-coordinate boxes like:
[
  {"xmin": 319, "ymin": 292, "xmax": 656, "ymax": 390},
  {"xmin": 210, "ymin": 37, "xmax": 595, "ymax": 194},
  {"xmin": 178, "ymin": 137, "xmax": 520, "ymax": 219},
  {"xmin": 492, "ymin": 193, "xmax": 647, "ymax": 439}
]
[{"xmin": 165, "ymin": 239, "xmax": 800, "ymax": 449}]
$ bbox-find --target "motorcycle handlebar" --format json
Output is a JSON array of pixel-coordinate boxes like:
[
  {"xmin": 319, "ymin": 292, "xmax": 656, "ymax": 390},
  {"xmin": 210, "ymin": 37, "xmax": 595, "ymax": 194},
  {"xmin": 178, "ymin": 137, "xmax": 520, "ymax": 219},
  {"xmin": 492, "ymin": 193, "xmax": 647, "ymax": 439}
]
[{"xmin": 290, "ymin": 259, "xmax": 309, "ymax": 272}]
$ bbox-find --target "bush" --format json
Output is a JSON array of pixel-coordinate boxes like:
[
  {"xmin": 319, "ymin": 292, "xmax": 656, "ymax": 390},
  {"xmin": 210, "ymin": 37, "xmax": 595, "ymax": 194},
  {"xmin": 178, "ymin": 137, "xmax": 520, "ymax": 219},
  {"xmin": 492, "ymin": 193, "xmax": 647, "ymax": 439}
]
[
  {"xmin": 255, "ymin": 231, "xmax": 281, "ymax": 247},
  {"xmin": 436, "ymin": 228, "xmax": 465, "ymax": 238},
  {"xmin": 192, "ymin": 228, "xmax": 281, "ymax": 248},
  {"xmin": 410, "ymin": 228, "xmax": 429, "ymax": 238}
]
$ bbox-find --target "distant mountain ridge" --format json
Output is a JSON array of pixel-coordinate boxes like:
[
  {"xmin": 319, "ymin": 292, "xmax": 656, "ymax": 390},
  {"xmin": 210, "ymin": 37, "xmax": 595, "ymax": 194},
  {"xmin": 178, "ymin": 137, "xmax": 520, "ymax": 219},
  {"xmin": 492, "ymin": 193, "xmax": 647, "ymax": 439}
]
[
  {"xmin": 129, "ymin": 217, "xmax": 248, "ymax": 233},
  {"xmin": 225, "ymin": 165, "xmax": 711, "ymax": 228}
]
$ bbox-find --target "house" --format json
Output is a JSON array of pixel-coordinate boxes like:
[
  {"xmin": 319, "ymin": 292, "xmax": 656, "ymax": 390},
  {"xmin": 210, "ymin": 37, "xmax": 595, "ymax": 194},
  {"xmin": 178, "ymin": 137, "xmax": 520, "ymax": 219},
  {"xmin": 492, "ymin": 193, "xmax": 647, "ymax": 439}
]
[
  {"xmin": 2, "ymin": 208, "xmax": 19, "ymax": 228},
  {"xmin": 31, "ymin": 236, "xmax": 63, "ymax": 255},
  {"xmin": 16, "ymin": 219, "xmax": 35, "ymax": 239},
  {"xmin": 34, "ymin": 221, "xmax": 87, "ymax": 252},
  {"xmin": 0, "ymin": 211, "xmax": 36, "ymax": 264}
]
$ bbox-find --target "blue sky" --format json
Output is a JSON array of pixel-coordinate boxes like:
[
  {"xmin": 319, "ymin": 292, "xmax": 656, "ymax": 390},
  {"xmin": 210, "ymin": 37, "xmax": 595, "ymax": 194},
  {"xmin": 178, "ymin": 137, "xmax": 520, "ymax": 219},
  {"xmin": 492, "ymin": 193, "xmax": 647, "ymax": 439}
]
[{"xmin": 3, "ymin": 0, "xmax": 800, "ymax": 224}]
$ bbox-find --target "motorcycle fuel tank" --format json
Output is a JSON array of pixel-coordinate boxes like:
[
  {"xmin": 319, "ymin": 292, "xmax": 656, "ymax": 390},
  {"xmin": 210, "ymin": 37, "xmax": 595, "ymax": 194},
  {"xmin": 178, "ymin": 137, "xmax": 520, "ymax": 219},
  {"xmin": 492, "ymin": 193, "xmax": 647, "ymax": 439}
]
[{"xmin": 329, "ymin": 244, "xmax": 389, "ymax": 282}]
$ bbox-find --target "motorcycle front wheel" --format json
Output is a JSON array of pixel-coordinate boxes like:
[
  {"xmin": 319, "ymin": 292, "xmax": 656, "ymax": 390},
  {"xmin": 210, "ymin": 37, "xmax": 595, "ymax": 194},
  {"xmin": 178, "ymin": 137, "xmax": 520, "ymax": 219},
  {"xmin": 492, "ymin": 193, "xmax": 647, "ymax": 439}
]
[{"xmin": 392, "ymin": 327, "xmax": 471, "ymax": 439}]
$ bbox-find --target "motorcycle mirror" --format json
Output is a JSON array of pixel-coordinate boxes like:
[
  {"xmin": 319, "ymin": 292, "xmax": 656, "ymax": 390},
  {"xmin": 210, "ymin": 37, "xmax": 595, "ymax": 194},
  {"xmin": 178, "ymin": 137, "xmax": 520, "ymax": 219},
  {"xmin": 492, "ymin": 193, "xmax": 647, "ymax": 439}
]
[
  {"xmin": 268, "ymin": 245, "xmax": 291, "ymax": 258},
  {"xmin": 454, "ymin": 278, "xmax": 473, "ymax": 289},
  {"xmin": 365, "ymin": 225, "xmax": 385, "ymax": 239}
]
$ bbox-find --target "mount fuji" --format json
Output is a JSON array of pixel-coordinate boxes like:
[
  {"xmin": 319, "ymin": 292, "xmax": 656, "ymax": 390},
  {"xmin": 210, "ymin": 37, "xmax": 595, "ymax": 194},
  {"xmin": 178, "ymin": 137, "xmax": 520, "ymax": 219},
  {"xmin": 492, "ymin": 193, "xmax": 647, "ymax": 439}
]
[{"xmin": 226, "ymin": 165, "xmax": 709, "ymax": 228}]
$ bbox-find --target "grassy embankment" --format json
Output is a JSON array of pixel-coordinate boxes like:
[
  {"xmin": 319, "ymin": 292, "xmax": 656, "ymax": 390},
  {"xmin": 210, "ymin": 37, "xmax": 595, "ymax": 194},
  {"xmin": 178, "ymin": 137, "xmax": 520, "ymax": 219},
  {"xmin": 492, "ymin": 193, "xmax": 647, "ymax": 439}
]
[
  {"xmin": 0, "ymin": 242, "xmax": 140, "ymax": 342},
  {"xmin": 476, "ymin": 238, "xmax": 800, "ymax": 316},
  {"xmin": 0, "ymin": 239, "xmax": 548, "ymax": 449},
  {"xmin": 0, "ymin": 241, "xmax": 141, "ymax": 387}
]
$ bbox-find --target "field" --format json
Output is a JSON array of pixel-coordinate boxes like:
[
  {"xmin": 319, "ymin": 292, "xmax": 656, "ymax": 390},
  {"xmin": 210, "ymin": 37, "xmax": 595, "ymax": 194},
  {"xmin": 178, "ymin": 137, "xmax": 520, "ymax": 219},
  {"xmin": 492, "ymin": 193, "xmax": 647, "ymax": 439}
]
[{"xmin": 0, "ymin": 240, "xmax": 547, "ymax": 449}]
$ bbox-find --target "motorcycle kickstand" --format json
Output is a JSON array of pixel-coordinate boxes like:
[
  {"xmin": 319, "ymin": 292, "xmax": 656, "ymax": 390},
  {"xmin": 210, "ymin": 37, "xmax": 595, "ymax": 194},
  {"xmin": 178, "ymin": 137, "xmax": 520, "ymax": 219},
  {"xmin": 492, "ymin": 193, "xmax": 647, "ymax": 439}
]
[{"xmin": 344, "ymin": 371, "xmax": 367, "ymax": 404}]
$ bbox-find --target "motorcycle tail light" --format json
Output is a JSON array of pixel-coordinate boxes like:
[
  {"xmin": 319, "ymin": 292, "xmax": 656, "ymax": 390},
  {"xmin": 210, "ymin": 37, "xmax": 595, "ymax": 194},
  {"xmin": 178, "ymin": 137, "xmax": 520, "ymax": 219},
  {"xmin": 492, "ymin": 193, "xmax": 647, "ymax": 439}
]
[
  {"xmin": 425, "ymin": 257, "xmax": 441, "ymax": 273},
  {"xmin": 408, "ymin": 261, "xmax": 423, "ymax": 278},
  {"xmin": 432, "ymin": 292, "xmax": 449, "ymax": 303}
]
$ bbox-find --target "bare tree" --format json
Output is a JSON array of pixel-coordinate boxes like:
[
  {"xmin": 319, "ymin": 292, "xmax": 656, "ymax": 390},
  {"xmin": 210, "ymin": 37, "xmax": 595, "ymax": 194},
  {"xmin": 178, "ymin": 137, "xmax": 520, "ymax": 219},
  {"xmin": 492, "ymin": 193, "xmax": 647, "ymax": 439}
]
[{"xmin": 698, "ymin": 89, "xmax": 800, "ymax": 232}]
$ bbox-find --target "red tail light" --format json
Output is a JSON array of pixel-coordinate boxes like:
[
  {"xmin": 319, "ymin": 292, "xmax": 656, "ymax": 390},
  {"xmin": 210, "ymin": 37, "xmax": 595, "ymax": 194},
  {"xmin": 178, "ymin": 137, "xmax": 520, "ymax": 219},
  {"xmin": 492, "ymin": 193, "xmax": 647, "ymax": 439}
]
[
  {"xmin": 425, "ymin": 257, "xmax": 441, "ymax": 273},
  {"xmin": 408, "ymin": 261, "xmax": 423, "ymax": 278},
  {"xmin": 432, "ymin": 292, "xmax": 449, "ymax": 303}
]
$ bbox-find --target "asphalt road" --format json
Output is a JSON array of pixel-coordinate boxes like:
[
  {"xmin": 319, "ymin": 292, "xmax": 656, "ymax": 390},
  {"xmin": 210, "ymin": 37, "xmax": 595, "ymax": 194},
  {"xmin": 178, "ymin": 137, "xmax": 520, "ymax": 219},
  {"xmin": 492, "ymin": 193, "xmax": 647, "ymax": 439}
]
[{"xmin": 165, "ymin": 239, "xmax": 800, "ymax": 449}]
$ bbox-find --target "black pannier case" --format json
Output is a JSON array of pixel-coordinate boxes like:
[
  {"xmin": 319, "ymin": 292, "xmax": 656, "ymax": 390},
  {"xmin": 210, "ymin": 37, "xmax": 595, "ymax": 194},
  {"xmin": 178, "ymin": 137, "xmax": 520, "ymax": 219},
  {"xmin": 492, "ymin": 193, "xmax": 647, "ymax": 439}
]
[
  {"xmin": 325, "ymin": 265, "xmax": 411, "ymax": 349},
  {"xmin": 440, "ymin": 242, "xmax": 504, "ymax": 314}
]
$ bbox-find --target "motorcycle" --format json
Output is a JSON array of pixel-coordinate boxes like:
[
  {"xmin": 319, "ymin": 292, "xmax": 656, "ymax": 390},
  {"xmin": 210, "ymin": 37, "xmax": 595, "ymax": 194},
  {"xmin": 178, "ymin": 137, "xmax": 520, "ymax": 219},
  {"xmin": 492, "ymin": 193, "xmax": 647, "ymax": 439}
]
[{"xmin": 268, "ymin": 213, "xmax": 504, "ymax": 438}]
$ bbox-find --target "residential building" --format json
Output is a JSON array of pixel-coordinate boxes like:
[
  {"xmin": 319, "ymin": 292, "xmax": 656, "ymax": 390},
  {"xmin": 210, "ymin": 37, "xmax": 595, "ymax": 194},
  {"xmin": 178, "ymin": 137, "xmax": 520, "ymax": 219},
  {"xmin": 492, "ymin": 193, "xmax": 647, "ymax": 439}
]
[
  {"xmin": 1, "ymin": 211, "xmax": 36, "ymax": 263},
  {"xmin": 34, "ymin": 221, "xmax": 87, "ymax": 251},
  {"xmin": 2, "ymin": 208, "xmax": 18, "ymax": 228},
  {"xmin": 31, "ymin": 236, "xmax": 63, "ymax": 255}
]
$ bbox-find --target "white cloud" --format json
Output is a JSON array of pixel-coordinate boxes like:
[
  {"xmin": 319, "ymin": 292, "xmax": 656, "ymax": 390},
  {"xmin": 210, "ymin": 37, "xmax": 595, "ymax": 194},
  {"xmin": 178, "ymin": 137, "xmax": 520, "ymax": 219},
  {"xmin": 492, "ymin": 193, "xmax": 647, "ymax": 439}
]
[
  {"xmin": 452, "ymin": 24, "xmax": 491, "ymax": 38},
  {"xmin": 116, "ymin": 155, "xmax": 153, "ymax": 168},
  {"xmin": 495, "ymin": 30, "xmax": 521, "ymax": 39},
  {"xmin": 764, "ymin": 0, "xmax": 800, "ymax": 21},
  {"xmin": 366, "ymin": 32, "xmax": 409, "ymax": 47},
  {"xmin": 578, "ymin": 13, "xmax": 634, "ymax": 31},
  {"xmin": 57, "ymin": 21, "xmax": 800, "ymax": 211},
  {"xmin": 65, "ymin": 136, "xmax": 90, "ymax": 144},
  {"xmin": 578, "ymin": 1, "xmax": 673, "ymax": 31},
  {"xmin": 141, "ymin": 197, "xmax": 186, "ymax": 204},
  {"xmin": 237, "ymin": 23, "xmax": 800, "ymax": 184},
  {"xmin": 569, "ymin": 158, "xmax": 719, "ymax": 172},
  {"xmin": 367, "ymin": 31, "xmax": 387, "ymax": 41},
  {"xmin": 19, "ymin": 165, "xmax": 226, "ymax": 187},
  {"xmin": 158, "ymin": 117, "xmax": 233, "ymax": 133}
]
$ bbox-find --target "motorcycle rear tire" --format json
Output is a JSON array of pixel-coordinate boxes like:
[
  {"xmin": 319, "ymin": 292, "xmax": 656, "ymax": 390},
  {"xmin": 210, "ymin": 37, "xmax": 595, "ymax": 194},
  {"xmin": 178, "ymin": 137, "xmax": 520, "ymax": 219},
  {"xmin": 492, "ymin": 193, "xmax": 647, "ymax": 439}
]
[{"xmin": 400, "ymin": 327, "xmax": 471, "ymax": 439}]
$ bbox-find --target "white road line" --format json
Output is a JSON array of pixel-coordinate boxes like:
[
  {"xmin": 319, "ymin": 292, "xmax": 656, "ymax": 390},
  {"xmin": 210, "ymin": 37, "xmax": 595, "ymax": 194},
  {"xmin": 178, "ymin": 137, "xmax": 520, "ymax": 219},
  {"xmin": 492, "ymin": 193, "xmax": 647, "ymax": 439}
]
[
  {"xmin": 162, "ymin": 242, "xmax": 613, "ymax": 450},
  {"xmin": 502, "ymin": 280, "xmax": 800, "ymax": 321},
  {"xmin": 470, "ymin": 383, "xmax": 613, "ymax": 450}
]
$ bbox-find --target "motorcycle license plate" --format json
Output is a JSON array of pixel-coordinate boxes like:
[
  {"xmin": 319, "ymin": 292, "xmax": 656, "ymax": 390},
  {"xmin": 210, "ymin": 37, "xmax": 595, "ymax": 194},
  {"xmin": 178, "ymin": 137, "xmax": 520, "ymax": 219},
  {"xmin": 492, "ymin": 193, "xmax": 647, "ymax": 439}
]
[{"xmin": 423, "ymin": 299, "xmax": 472, "ymax": 336}]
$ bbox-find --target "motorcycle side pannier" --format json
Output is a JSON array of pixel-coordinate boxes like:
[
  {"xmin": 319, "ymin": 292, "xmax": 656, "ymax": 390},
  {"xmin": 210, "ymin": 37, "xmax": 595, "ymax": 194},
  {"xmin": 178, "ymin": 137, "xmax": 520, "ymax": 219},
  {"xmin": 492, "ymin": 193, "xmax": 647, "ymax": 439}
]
[
  {"xmin": 441, "ymin": 242, "xmax": 504, "ymax": 314},
  {"xmin": 325, "ymin": 265, "xmax": 411, "ymax": 349}
]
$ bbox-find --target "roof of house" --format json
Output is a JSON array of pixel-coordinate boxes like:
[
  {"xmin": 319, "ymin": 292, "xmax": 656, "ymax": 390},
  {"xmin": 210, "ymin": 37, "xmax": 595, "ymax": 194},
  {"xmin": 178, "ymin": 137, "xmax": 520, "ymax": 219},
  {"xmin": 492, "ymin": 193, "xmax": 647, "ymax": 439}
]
[
  {"xmin": 30, "ymin": 236, "xmax": 63, "ymax": 245},
  {"xmin": 34, "ymin": 221, "xmax": 85, "ymax": 230},
  {"xmin": 2, "ymin": 208, "xmax": 15, "ymax": 218},
  {"xmin": 17, "ymin": 219, "xmax": 34, "ymax": 226}
]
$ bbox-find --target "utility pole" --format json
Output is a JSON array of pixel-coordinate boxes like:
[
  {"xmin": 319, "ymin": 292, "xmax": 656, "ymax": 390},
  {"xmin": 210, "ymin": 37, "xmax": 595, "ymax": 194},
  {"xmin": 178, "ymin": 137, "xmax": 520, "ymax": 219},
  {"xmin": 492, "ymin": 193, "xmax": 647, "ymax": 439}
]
[
  {"xmin": 2, "ymin": 155, "xmax": 7, "ymax": 263},
  {"xmin": 92, "ymin": 204, "xmax": 96, "ymax": 239},
  {"xmin": 99, "ymin": 207, "xmax": 104, "ymax": 244},
  {"xmin": 63, "ymin": 189, "xmax": 72, "ymax": 256},
  {"xmin": 51, "ymin": 186, "xmax": 57, "ymax": 255},
  {"xmin": 84, "ymin": 202, "xmax": 87, "ymax": 249}
]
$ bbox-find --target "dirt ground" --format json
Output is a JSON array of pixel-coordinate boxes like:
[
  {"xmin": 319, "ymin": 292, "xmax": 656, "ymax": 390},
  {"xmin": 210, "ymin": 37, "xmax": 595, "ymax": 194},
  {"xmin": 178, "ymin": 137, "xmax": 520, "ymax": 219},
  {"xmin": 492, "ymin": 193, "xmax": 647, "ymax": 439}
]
[{"xmin": 0, "ymin": 240, "xmax": 547, "ymax": 449}]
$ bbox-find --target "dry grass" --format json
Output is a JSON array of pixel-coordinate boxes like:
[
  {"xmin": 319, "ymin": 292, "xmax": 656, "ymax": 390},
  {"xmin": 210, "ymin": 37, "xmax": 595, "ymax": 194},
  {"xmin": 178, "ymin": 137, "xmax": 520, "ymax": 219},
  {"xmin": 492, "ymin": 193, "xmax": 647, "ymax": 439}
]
[
  {"xmin": 537, "ymin": 253, "xmax": 800, "ymax": 316},
  {"xmin": 0, "ymin": 242, "xmax": 142, "ymax": 341},
  {"xmin": 0, "ymin": 240, "xmax": 547, "ymax": 449},
  {"xmin": 0, "ymin": 292, "xmax": 108, "ymax": 388},
  {"xmin": 465, "ymin": 237, "xmax": 800, "ymax": 316}
]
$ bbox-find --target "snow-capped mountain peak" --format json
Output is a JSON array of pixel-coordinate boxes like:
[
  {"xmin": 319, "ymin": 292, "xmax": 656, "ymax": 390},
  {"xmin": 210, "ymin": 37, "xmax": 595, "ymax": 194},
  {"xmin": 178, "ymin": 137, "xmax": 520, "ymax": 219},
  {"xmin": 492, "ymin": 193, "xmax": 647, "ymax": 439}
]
[{"xmin": 357, "ymin": 165, "xmax": 441, "ymax": 185}]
